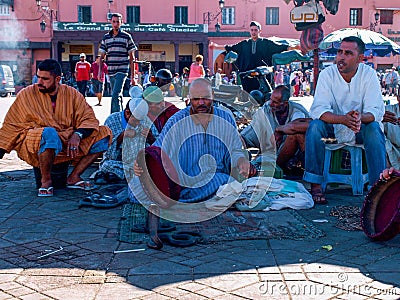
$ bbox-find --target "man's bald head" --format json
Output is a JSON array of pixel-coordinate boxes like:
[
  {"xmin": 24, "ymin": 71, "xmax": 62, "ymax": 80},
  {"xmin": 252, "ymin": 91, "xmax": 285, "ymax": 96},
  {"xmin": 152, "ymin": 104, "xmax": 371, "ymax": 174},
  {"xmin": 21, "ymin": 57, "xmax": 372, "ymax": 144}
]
[{"xmin": 189, "ymin": 78, "xmax": 214, "ymax": 114}]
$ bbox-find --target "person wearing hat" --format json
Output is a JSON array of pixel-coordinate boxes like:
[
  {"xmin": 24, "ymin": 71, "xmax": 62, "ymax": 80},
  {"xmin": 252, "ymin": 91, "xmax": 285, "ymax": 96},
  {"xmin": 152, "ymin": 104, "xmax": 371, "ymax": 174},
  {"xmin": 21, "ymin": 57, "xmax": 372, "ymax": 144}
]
[
  {"xmin": 142, "ymin": 86, "xmax": 180, "ymax": 144},
  {"xmin": 74, "ymin": 53, "xmax": 91, "ymax": 97},
  {"xmin": 95, "ymin": 89, "xmax": 151, "ymax": 184},
  {"xmin": 225, "ymin": 21, "xmax": 297, "ymax": 93}
]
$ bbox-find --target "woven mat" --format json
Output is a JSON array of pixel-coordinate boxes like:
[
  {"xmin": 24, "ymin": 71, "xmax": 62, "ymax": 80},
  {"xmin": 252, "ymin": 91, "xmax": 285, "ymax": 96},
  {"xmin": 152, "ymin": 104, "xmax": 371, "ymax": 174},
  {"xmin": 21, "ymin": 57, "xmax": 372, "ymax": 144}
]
[
  {"xmin": 118, "ymin": 203, "xmax": 325, "ymax": 244},
  {"xmin": 329, "ymin": 205, "xmax": 362, "ymax": 231}
]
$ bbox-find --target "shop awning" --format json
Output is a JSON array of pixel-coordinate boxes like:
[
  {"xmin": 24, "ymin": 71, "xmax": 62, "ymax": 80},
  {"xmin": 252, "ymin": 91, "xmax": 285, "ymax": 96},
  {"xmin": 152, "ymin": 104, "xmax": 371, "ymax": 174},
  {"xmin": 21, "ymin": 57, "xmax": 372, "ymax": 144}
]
[{"xmin": 0, "ymin": 0, "xmax": 14, "ymax": 6}]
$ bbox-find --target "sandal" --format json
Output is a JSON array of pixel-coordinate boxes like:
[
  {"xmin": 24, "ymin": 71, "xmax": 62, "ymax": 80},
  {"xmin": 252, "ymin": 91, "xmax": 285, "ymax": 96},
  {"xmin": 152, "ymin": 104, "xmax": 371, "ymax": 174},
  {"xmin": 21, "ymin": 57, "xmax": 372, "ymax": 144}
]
[
  {"xmin": 67, "ymin": 180, "xmax": 97, "ymax": 191},
  {"xmin": 311, "ymin": 189, "xmax": 327, "ymax": 205},
  {"xmin": 38, "ymin": 187, "xmax": 54, "ymax": 197}
]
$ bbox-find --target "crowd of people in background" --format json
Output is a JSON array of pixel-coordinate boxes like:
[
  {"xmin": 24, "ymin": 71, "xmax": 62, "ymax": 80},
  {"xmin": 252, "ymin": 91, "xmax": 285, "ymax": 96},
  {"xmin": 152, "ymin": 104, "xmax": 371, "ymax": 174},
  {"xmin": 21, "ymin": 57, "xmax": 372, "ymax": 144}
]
[
  {"xmin": 3, "ymin": 14, "xmax": 399, "ymax": 211},
  {"xmin": 58, "ymin": 60, "xmax": 399, "ymax": 103},
  {"xmin": 377, "ymin": 66, "xmax": 399, "ymax": 96}
]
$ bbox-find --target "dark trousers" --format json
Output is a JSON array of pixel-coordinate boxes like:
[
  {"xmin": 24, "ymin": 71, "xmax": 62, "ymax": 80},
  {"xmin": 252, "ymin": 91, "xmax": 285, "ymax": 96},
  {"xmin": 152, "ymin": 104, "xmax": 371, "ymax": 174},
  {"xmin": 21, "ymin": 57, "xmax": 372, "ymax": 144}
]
[{"xmin": 77, "ymin": 80, "xmax": 88, "ymax": 97}]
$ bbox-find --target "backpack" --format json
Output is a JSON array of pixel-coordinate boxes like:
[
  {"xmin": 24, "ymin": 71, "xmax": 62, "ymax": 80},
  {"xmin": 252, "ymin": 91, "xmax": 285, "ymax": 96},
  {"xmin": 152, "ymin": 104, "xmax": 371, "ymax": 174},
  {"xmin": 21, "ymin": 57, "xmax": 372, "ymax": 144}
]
[
  {"xmin": 321, "ymin": 0, "xmax": 340, "ymax": 15},
  {"xmin": 291, "ymin": 78, "xmax": 296, "ymax": 86}
]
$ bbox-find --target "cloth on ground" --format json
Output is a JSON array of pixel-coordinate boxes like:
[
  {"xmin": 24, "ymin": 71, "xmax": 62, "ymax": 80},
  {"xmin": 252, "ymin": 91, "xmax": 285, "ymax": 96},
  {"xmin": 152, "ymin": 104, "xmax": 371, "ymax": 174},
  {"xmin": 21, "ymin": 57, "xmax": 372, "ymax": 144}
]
[{"xmin": 206, "ymin": 176, "xmax": 314, "ymax": 211}]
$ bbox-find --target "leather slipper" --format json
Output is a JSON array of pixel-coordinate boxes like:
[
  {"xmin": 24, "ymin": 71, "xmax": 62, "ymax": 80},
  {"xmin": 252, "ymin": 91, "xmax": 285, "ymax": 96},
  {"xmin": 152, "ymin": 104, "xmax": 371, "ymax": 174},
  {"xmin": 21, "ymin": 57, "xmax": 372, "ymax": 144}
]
[
  {"xmin": 67, "ymin": 180, "xmax": 97, "ymax": 191},
  {"xmin": 38, "ymin": 187, "xmax": 54, "ymax": 197}
]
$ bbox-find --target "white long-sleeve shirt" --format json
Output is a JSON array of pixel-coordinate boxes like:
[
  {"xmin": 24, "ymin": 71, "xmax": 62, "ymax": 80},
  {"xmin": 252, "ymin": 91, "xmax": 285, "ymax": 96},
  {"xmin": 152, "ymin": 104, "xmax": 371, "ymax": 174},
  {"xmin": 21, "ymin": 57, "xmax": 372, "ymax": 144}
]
[{"xmin": 310, "ymin": 63, "xmax": 384, "ymax": 143}]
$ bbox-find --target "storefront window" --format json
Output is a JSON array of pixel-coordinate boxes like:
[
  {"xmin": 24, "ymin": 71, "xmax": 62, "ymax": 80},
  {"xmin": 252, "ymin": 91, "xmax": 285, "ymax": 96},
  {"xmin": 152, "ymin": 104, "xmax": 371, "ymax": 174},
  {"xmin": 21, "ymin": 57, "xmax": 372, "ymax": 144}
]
[
  {"xmin": 127, "ymin": 6, "xmax": 140, "ymax": 24},
  {"xmin": 0, "ymin": 4, "xmax": 10, "ymax": 15},
  {"xmin": 78, "ymin": 6, "xmax": 91, "ymax": 23},
  {"xmin": 222, "ymin": 7, "xmax": 235, "ymax": 25},
  {"xmin": 266, "ymin": 7, "xmax": 279, "ymax": 25},
  {"xmin": 175, "ymin": 6, "xmax": 188, "ymax": 24},
  {"xmin": 350, "ymin": 8, "xmax": 362, "ymax": 26}
]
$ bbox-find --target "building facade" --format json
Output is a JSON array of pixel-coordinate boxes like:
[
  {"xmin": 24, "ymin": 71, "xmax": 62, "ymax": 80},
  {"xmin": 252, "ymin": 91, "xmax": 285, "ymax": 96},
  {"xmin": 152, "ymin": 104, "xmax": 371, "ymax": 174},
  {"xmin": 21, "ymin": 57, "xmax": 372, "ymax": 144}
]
[{"xmin": 0, "ymin": 0, "xmax": 399, "ymax": 86}]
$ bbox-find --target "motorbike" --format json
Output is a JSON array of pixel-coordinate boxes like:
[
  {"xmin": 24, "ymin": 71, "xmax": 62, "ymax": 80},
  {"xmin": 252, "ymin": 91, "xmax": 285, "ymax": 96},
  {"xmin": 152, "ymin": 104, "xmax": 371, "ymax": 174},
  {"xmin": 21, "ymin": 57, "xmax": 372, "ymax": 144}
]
[
  {"xmin": 238, "ymin": 65, "xmax": 274, "ymax": 106},
  {"xmin": 212, "ymin": 51, "xmax": 274, "ymax": 130}
]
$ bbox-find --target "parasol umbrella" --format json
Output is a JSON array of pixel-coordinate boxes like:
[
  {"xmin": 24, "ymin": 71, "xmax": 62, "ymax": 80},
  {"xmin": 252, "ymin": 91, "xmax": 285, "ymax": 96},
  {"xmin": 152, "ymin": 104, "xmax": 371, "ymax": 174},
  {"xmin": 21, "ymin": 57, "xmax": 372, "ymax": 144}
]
[
  {"xmin": 319, "ymin": 28, "xmax": 400, "ymax": 57},
  {"xmin": 269, "ymin": 36, "xmax": 300, "ymax": 48},
  {"xmin": 272, "ymin": 50, "xmax": 311, "ymax": 65}
]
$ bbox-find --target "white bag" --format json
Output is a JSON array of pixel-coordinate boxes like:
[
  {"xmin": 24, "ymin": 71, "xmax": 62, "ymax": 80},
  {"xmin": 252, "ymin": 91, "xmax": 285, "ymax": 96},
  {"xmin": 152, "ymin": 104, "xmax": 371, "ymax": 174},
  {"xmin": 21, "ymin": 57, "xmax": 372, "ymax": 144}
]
[{"xmin": 290, "ymin": 0, "xmax": 325, "ymax": 24}]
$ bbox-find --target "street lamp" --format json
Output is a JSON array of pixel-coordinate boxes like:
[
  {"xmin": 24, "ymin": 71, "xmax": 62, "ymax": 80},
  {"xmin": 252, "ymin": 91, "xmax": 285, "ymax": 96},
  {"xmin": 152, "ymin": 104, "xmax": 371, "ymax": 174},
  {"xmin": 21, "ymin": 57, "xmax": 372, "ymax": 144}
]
[
  {"xmin": 370, "ymin": 11, "xmax": 380, "ymax": 32},
  {"xmin": 203, "ymin": 0, "xmax": 225, "ymax": 30},
  {"xmin": 215, "ymin": 22, "xmax": 221, "ymax": 32},
  {"xmin": 40, "ymin": 20, "xmax": 46, "ymax": 33},
  {"xmin": 35, "ymin": 0, "xmax": 57, "ymax": 33},
  {"xmin": 107, "ymin": 0, "xmax": 114, "ymax": 20}
]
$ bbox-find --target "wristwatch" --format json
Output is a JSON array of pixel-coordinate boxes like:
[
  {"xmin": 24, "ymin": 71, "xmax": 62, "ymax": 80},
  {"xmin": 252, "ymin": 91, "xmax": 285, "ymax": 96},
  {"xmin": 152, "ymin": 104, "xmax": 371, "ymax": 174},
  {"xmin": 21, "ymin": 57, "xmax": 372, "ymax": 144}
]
[{"xmin": 74, "ymin": 131, "xmax": 83, "ymax": 139}]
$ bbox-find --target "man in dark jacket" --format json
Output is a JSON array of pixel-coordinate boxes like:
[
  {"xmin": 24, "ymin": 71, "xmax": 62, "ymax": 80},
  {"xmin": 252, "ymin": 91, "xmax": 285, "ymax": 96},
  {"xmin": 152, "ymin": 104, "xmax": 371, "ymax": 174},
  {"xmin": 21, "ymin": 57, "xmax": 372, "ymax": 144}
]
[{"xmin": 225, "ymin": 21, "xmax": 290, "ymax": 93}]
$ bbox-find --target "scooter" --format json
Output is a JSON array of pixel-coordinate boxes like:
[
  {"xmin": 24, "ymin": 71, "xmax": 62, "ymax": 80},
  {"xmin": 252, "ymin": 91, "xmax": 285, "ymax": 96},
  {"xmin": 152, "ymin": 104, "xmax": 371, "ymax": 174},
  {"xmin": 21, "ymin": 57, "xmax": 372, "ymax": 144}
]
[
  {"xmin": 212, "ymin": 52, "xmax": 274, "ymax": 130},
  {"xmin": 238, "ymin": 65, "xmax": 274, "ymax": 106}
]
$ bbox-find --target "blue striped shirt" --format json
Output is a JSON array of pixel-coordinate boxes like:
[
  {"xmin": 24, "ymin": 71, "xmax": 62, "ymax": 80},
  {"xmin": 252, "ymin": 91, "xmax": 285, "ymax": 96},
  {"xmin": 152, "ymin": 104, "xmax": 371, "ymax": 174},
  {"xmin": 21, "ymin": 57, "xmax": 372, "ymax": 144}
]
[
  {"xmin": 99, "ymin": 29, "xmax": 137, "ymax": 76},
  {"xmin": 154, "ymin": 107, "xmax": 245, "ymax": 203}
]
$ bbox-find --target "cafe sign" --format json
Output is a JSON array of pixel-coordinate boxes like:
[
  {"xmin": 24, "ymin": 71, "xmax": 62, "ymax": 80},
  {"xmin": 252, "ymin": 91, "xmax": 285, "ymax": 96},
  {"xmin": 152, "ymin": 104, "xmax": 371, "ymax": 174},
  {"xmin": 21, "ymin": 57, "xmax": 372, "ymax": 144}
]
[
  {"xmin": 55, "ymin": 22, "xmax": 205, "ymax": 33},
  {"xmin": 131, "ymin": 24, "xmax": 204, "ymax": 33},
  {"xmin": 387, "ymin": 29, "xmax": 400, "ymax": 42}
]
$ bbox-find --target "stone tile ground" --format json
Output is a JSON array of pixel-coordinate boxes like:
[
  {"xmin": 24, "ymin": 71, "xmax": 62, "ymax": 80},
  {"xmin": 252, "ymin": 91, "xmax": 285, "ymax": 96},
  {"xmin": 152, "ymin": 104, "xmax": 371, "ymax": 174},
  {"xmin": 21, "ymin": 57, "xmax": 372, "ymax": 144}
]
[
  {"xmin": 0, "ymin": 96, "xmax": 399, "ymax": 299},
  {"xmin": 0, "ymin": 152, "xmax": 399, "ymax": 300}
]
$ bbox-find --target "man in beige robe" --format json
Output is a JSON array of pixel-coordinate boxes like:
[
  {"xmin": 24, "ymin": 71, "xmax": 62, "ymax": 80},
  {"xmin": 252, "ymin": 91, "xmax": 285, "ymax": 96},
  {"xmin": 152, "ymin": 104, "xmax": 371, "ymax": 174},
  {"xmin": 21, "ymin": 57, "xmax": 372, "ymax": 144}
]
[{"xmin": 0, "ymin": 59, "xmax": 111, "ymax": 197}]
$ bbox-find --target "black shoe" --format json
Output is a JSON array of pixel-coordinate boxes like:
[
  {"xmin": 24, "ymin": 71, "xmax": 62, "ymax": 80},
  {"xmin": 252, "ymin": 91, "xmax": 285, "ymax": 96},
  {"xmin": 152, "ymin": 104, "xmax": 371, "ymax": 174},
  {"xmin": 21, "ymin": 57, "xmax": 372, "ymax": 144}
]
[
  {"xmin": 105, "ymin": 172, "xmax": 122, "ymax": 183},
  {"xmin": 94, "ymin": 171, "xmax": 108, "ymax": 185}
]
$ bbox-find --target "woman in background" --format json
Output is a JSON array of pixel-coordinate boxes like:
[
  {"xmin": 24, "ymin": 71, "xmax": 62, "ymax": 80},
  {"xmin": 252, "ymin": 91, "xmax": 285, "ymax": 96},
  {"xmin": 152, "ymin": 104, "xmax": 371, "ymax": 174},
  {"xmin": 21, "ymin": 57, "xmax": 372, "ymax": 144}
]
[{"xmin": 188, "ymin": 54, "xmax": 205, "ymax": 83}]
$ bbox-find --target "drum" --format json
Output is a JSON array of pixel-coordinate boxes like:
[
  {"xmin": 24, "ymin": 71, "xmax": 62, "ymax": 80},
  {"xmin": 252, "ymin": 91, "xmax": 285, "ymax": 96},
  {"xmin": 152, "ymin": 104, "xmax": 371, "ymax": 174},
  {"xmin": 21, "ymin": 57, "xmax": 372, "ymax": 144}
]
[
  {"xmin": 136, "ymin": 146, "xmax": 180, "ymax": 208},
  {"xmin": 361, "ymin": 174, "xmax": 400, "ymax": 241}
]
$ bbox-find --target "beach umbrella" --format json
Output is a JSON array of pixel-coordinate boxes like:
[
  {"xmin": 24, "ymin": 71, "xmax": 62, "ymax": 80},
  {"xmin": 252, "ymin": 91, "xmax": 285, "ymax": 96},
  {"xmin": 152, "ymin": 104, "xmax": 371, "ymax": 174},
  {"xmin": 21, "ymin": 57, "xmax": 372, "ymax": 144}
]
[
  {"xmin": 269, "ymin": 36, "xmax": 300, "ymax": 48},
  {"xmin": 319, "ymin": 28, "xmax": 400, "ymax": 57}
]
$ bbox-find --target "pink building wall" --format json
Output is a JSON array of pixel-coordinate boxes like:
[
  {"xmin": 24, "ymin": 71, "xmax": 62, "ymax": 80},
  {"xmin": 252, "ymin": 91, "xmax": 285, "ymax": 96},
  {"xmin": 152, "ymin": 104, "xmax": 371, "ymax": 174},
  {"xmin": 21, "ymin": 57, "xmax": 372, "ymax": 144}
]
[{"xmin": 1, "ymin": 0, "xmax": 400, "ymax": 83}]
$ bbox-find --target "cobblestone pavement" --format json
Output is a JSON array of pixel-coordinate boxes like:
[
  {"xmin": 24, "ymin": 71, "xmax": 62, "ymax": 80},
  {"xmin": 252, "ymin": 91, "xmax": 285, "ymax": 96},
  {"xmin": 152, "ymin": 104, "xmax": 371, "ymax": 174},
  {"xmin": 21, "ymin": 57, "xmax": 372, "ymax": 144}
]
[{"xmin": 0, "ymin": 96, "xmax": 399, "ymax": 299}]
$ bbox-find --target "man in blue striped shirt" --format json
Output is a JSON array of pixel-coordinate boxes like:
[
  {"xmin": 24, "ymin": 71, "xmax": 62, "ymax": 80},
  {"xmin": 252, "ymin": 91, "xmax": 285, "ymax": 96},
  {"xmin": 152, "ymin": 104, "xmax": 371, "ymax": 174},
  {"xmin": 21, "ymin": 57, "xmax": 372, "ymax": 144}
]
[
  {"xmin": 129, "ymin": 78, "xmax": 256, "ymax": 204},
  {"xmin": 99, "ymin": 13, "xmax": 137, "ymax": 113}
]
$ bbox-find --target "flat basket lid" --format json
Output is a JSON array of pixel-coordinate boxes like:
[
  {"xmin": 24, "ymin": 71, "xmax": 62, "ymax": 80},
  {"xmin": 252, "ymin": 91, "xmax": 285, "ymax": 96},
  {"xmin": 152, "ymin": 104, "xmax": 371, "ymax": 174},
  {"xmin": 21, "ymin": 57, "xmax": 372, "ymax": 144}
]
[{"xmin": 361, "ymin": 175, "xmax": 400, "ymax": 241}]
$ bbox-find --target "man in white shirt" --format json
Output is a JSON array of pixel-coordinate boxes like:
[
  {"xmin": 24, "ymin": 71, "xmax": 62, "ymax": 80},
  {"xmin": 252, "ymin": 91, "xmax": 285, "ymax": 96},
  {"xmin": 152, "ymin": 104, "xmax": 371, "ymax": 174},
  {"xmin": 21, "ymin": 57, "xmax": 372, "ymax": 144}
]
[
  {"xmin": 303, "ymin": 36, "xmax": 386, "ymax": 204},
  {"xmin": 241, "ymin": 85, "xmax": 310, "ymax": 175},
  {"xmin": 214, "ymin": 68, "xmax": 222, "ymax": 88}
]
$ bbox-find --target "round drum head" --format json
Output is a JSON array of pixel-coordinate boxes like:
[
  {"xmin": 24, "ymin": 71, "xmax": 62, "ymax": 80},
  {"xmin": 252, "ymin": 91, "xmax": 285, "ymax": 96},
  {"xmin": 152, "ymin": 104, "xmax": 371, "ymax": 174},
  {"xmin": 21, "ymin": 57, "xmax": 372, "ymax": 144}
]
[{"xmin": 361, "ymin": 175, "xmax": 400, "ymax": 241}]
